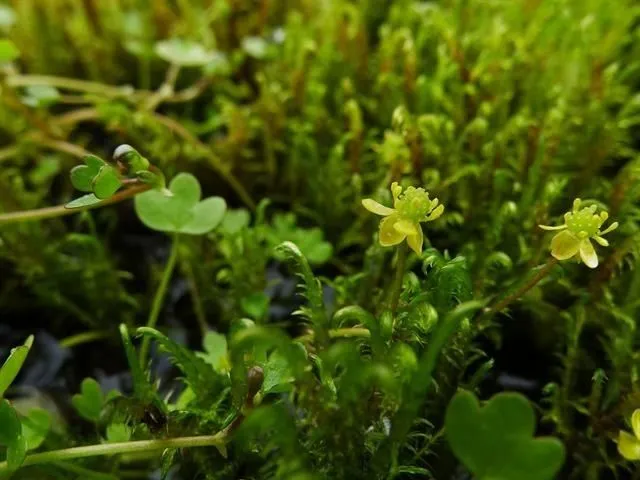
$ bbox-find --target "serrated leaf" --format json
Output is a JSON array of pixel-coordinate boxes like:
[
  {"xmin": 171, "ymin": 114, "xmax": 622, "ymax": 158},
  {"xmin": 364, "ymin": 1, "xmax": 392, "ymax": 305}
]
[
  {"xmin": 65, "ymin": 193, "xmax": 102, "ymax": 209},
  {"xmin": 92, "ymin": 165, "xmax": 123, "ymax": 199},
  {"xmin": 70, "ymin": 155, "xmax": 106, "ymax": 192},
  {"xmin": 261, "ymin": 351, "xmax": 294, "ymax": 395},
  {"xmin": 22, "ymin": 408, "xmax": 51, "ymax": 450},
  {"xmin": 134, "ymin": 173, "xmax": 226, "ymax": 235},
  {"xmin": 445, "ymin": 390, "xmax": 565, "ymax": 480},
  {"xmin": 72, "ymin": 378, "xmax": 104, "ymax": 422},
  {"xmin": 137, "ymin": 327, "xmax": 225, "ymax": 400},
  {"xmin": 0, "ymin": 335, "xmax": 33, "ymax": 398}
]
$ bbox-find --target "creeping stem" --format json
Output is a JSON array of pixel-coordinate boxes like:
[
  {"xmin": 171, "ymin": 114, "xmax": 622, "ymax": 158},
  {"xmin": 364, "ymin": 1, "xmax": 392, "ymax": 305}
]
[
  {"xmin": 0, "ymin": 185, "xmax": 150, "ymax": 225},
  {"xmin": 139, "ymin": 234, "xmax": 180, "ymax": 365},
  {"xmin": 0, "ymin": 434, "xmax": 226, "ymax": 474}
]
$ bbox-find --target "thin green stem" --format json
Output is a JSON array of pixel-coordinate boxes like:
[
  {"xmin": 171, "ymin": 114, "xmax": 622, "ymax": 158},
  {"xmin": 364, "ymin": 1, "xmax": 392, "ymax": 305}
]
[
  {"xmin": 6, "ymin": 74, "xmax": 137, "ymax": 98},
  {"xmin": 0, "ymin": 185, "xmax": 150, "ymax": 225},
  {"xmin": 0, "ymin": 434, "xmax": 225, "ymax": 474},
  {"xmin": 484, "ymin": 257, "xmax": 559, "ymax": 316},
  {"xmin": 59, "ymin": 330, "xmax": 111, "ymax": 349},
  {"xmin": 139, "ymin": 234, "xmax": 180, "ymax": 365},
  {"xmin": 181, "ymin": 254, "xmax": 209, "ymax": 336},
  {"xmin": 388, "ymin": 243, "xmax": 408, "ymax": 313}
]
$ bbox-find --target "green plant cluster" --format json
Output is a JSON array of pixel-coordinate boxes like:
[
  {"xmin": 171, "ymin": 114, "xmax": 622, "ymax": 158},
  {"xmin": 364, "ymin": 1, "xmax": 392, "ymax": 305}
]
[{"xmin": 0, "ymin": 0, "xmax": 639, "ymax": 479}]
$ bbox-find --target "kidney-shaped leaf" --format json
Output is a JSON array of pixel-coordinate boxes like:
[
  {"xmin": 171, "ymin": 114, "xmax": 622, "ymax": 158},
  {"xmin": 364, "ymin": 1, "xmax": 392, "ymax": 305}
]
[
  {"xmin": 445, "ymin": 390, "xmax": 565, "ymax": 480},
  {"xmin": 134, "ymin": 173, "xmax": 226, "ymax": 235}
]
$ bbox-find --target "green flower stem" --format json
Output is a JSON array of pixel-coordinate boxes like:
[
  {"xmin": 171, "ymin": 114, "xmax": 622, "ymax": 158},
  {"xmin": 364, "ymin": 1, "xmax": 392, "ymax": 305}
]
[
  {"xmin": 139, "ymin": 234, "xmax": 180, "ymax": 365},
  {"xmin": 388, "ymin": 243, "xmax": 408, "ymax": 313},
  {"xmin": 485, "ymin": 257, "xmax": 559, "ymax": 316},
  {"xmin": 0, "ymin": 434, "xmax": 226, "ymax": 474},
  {"xmin": 0, "ymin": 185, "xmax": 151, "ymax": 226},
  {"xmin": 59, "ymin": 330, "xmax": 111, "ymax": 349}
]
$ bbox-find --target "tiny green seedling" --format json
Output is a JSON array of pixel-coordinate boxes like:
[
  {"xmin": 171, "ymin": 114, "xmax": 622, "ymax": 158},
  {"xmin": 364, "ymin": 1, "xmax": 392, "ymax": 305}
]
[
  {"xmin": 72, "ymin": 378, "xmax": 107, "ymax": 423},
  {"xmin": 445, "ymin": 390, "xmax": 565, "ymax": 480}
]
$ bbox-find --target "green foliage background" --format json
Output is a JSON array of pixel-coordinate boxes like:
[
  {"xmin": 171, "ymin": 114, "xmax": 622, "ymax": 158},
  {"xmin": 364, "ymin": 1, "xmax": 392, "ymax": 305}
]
[{"xmin": 0, "ymin": 0, "xmax": 639, "ymax": 479}]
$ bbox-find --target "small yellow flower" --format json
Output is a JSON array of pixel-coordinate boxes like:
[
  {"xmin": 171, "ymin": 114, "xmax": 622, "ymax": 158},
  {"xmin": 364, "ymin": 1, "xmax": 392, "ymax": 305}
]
[
  {"xmin": 618, "ymin": 409, "xmax": 640, "ymax": 461},
  {"xmin": 362, "ymin": 182, "xmax": 444, "ymax": 255},
  {"xmin": 539, "ymin": 198, "xmax": 618, "ymax": 269}
]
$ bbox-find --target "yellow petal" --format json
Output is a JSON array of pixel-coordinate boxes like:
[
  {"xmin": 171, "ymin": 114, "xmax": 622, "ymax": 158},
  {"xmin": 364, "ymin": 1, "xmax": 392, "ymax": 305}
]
[
  {"xmin": 426, "ymin": 204, "xmax": 445, "ymax": 221},
  {"xmin": 618, "ymin": 431, "xmax": 640, "ymax": 460},
  {"xmin": 593, "ymin": 235, "xmax": 609, "ymax": 247},
  {"xmin": 599, "ymin": 221, "xmax": 619, "ymax": 235},
  {"xmin": 406, "ymin": 227, "xmax": 424, "ymax": 255},
  {"xmin": 394, "ymin": 219, "xmax": 418, "ymax": 235},
  {"xmin": 362, "ymin": 198, "xmax": 395, "ymax": 216},
  {"xmin": 579, "ymin": 239, "xmax": 598, "ymax": 269},
  {"xmin": 550, "ymin": 230, "xmax": 580, "ymax": 261},
  {"xmin": 391, "ymin": 182, "xmax": 402, "ymax": 204},
  {"xmin": 379, "ymin": 215, "xmax": 406, "ymax": 247},
  {"xmin": 633, "ymin": 409, "xmax": 640, "ymax": 439},
  {"xmin": 539, "ymin": 224, "xmax": 567, "ymax": 231}
]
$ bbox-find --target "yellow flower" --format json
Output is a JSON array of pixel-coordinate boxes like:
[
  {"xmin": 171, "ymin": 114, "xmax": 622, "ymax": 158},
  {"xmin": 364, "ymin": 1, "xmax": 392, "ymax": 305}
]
[
  {"xmin": 362, "ymin": 182, "xmax": 444, "ymax": 255},
  {"xmin": 539, "ymin": 198, "xmax": 618, "ymax": 269},
  {"xmin": 618, "ymin": 409, "xmax": 640, "ymax": 461}
]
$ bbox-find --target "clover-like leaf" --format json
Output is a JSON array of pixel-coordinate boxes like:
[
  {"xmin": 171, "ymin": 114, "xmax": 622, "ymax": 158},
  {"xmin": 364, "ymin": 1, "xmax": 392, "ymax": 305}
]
[
  {"xmin": 0, "ymin": 400, "xmax": 27, "ymax": 471},
  {"xmin": 154, "ymin": 39, "xmax": 217, "ymax": 67},
  {"xmin": 92, "ymin": 165, "xmax": 123, "ymax": 199},
  {"xmin": 72, "ymin": 378, "xmax": 104, "ymax": 423},
  {"xmin": 22, "ymin": 408, "xmax": 51, "ymax": 450},
  {"xmin": 134, "ymin": 173, "xmax": 226, "ymax": 235},
  {"xmin": 0, "ymin": 335, "xmax": 33, "ymax": 399},
  {"xmin": 267, "ymin": 213, "xmax": 333, "ymax": 265},
  {"xmin": 70, "ymin": 155, "xmax": 107, "ymax": 192},
  {"xmin": 445, "ymin": 390, "xmax": 565, "ymax": 480}
]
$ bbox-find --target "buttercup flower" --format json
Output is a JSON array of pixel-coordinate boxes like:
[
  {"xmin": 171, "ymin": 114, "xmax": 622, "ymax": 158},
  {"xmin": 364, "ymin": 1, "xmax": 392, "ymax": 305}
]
[
  {"xmin": 362, "ymin": 182, "xmax": 444, "ymax": 254},
  {"xmin": 539, "ymin": 198, "xmax": 618, "ymax": 269},
  {"xmin": 618, "ymin": 409, "xmax": 640, "ymax": 461}
]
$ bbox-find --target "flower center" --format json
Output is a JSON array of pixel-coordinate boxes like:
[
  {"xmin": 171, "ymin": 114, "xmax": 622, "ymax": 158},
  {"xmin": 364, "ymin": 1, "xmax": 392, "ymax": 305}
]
[
  {"xmin": 564, "ymin": 207, "xmax": 603, "ymax": 238},
  {"xmin": 394, "ymin": 187, "xmax": 435, "ymax": 222}
]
